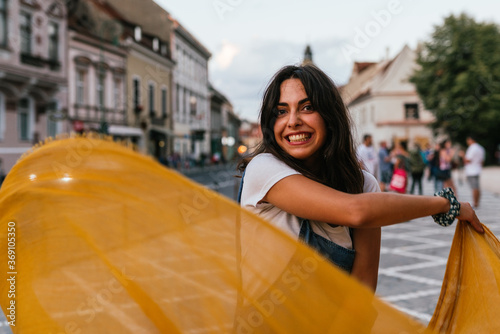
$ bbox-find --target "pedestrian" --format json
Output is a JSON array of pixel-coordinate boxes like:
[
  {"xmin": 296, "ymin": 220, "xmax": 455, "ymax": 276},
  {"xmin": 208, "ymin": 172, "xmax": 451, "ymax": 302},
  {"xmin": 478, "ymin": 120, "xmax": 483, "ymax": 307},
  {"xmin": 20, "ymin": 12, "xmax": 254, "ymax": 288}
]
[
  {"xmin": 357, "ymin": 134, "xmax": 378, "ymax": 178},
  {"xmin": 423, "ymin": 142, "xmax": 432, "ymax": 178},
  {"xmin": 461, "ymin": 136, "xmax": 485, "ymax": 209},
  {"xmin": 378, "ymin": 140, "xmax": 393, "ymax": 192},
  {"xmin": 438, "ymin": 139, "xmax": 457, "ymax": 194},
  {"xmin": 428, "ymin": 142, "xmax": 444, "ymax": 192},
  {"xmin": 390, "ymin": 141, "xmax": 410, "ymax": 172},
  {"xmin": 409, "ymin": 143, "xmax": 426, "ymax": 195},
  {"xmin": 237, "ymin": 64, "xmax": 483, "ymax": 293},
  {"xmin": 389, "ymin": 155, "xmax": 408, "ymax": 194}
]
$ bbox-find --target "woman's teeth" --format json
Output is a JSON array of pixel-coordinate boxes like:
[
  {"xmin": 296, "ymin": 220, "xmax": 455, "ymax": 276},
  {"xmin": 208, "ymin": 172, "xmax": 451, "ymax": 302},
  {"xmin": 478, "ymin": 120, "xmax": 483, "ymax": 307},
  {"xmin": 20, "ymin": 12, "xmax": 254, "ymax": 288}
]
[{"xmin": 288, "ymin": 133, "xmax": 311, "ymax": 142}]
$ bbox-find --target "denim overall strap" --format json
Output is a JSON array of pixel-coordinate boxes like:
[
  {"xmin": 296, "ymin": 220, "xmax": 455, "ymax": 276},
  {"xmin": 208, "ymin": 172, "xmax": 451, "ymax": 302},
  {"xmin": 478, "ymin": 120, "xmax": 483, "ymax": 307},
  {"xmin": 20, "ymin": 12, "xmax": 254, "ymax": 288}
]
[
  {"xmin": 298, "ymin": 218, "xmax": 355, "ymax": 273},
  {"xmin": 237, "ymin": 171, "xmax": 245, "ymax": 204}
]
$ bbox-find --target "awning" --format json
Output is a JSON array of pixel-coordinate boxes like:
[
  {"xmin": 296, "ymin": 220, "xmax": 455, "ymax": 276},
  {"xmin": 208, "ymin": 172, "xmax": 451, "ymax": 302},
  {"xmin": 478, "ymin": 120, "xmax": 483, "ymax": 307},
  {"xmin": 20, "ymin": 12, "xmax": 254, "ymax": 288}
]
[
  {"xmin": 108, "ymin": 125, "xmax": 143, "ymax": 137},
  {"xmin": 150, "ymin": 126, "xmax": 175, "ymax": 137}
]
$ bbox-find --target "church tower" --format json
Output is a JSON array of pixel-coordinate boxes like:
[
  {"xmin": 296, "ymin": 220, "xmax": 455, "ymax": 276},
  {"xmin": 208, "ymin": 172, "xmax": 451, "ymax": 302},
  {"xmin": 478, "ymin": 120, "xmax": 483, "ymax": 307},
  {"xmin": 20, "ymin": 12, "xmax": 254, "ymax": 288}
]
[{"xmin": 302, "ymin": 45, "xmax": 313, "ymax": 65}]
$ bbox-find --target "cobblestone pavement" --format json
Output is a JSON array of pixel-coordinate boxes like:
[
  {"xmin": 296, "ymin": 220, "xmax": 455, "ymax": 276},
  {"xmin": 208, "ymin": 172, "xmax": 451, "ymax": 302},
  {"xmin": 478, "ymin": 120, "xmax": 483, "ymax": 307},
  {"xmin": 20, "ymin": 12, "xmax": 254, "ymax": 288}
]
[{"xmin": 376, "ymin": 170, "xmax": 500, "ymax": 326}]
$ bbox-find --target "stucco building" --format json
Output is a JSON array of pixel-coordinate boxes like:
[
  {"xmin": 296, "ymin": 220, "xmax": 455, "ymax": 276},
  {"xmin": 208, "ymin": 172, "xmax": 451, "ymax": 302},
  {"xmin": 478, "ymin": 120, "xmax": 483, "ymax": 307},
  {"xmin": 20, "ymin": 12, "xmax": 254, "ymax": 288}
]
[
  {"xmin": 209, "ymin": 83, "xmax": 240, "ymax": 163},
  {"xmin": 340, "ymin": 45, "xmax": 434, "ymax": 149},
  {"xmin": 171, "ymin": 18, "xmax": 211, "ymax": 162},
  {"xmin": 0, "ymin": 0, "xmax": 68, "ymax": 172},
  {"xmin": 106, "ymin": 0, "xmax": 175, "ymax": 160},
  {"xmin": 67, "ymin": 0, "xmax": 129, "ymax": 140}
]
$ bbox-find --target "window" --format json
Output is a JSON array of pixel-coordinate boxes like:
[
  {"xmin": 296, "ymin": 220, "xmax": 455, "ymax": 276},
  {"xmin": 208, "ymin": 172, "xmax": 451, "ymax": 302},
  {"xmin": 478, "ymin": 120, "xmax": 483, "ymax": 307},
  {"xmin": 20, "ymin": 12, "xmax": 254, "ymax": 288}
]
[
  {"xmin": 190, "ymin": 95, "xmax": 197, "ymax": 116},
  {"xmin": 0, "ymin": 0, "xmax": 7, "ymax": 47},
  {"xmin": 405, "ymin": 103, "xmax": 419, "ymax": 120},
  {"xmin": 161, "ymin": 87, "xmax": 167, "ymax": 118},
  {"xmin": 20, "ymin": 11, "xmax": 32, "ymax": 54},
  {"xmin": 0, "ymin": 92, "xmax": 5, "ymax": 141},
  {"xmin": 134, "ymin": 26, "xmax": 141, "ymax": 42},
  {"xmin": 76, "ymin": 70, "xmax": 86, "ymax": 105},
  {"xmin": 175, "ymin": 84, "xmax": 180, "ymax": 121},
  {"xmin": 47, "ymin": 101, "xmax": 58, "ymax": 138},
  {"xmin": 133, "ymin": 77, "xmax": 140, "ymax": 111},
  {"xmin": 152, "ymin": 38, "xmax": 159, "ymax": 52},
  {"xmin": 18, "ymin": 98, "xmax": 33, "ymax": 141},
  {"xmin": 114, "ymin": 78, "xmax": 121, "ymax": 110},
  {"xmin": 97, "ymin": 72, "xmax": 105, "ymax": 108},
  {"xmin": 48, "ymin": 22, "xmax": 59, "ymax": 61},
  {"xmin": 148, "ymin": 83, "xmax": 155, "ymax": 115},
  {"xmin": 161, "ymin": 43, "xmax": 167, "ymax": 56}
]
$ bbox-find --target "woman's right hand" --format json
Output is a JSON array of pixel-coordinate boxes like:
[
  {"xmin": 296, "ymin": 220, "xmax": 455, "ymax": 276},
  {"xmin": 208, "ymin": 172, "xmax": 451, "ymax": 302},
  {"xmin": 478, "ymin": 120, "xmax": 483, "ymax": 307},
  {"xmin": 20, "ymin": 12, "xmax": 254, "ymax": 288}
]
[{"xmin": 457, "ymin": 202, "xmax": 484, "ymax": 233}]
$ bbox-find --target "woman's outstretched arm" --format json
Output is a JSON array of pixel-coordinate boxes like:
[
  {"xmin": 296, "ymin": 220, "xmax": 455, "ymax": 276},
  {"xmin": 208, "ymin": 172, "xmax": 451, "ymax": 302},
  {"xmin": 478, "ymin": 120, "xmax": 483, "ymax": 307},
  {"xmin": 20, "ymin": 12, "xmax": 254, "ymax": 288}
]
[{"xmin": 264, "ymin": 174, "xmax": 483, "ymax": 232}]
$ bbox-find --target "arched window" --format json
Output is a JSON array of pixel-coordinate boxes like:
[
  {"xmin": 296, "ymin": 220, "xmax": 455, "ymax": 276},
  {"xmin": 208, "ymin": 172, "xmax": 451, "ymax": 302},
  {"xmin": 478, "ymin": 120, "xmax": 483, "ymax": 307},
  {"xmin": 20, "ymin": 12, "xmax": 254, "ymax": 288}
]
[
  {"xmin": 18, "ymin": 97, "xmax": 35, "ymax": 141},
  {"xmin": 0, "ymin": 0, "xmax": 7, "ymax": 48}
]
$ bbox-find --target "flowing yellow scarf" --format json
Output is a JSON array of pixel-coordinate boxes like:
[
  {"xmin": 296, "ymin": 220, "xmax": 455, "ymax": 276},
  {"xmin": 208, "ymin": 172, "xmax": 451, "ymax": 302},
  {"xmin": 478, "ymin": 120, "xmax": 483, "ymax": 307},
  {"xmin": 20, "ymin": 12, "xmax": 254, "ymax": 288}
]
[{"xmin": 0, "ymin": 136, "xmax": 498, "ymax": 333}]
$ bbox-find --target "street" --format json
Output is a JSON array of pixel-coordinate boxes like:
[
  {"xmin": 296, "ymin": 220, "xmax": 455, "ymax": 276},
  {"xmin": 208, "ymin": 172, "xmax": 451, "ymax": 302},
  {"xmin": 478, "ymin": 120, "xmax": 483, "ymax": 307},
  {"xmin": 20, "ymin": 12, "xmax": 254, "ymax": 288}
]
[{"xmin": 0, "ymin": 165, "xmax": 498, "ymax": 332}]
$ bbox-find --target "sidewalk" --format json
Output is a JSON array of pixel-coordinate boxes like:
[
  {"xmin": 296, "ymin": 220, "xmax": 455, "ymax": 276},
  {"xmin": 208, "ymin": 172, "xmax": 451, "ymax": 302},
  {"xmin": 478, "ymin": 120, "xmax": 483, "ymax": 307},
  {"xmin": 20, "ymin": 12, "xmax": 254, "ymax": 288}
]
[{"xmin": 480, "ymin": 166, "xmax": 500, "ymax": 195}]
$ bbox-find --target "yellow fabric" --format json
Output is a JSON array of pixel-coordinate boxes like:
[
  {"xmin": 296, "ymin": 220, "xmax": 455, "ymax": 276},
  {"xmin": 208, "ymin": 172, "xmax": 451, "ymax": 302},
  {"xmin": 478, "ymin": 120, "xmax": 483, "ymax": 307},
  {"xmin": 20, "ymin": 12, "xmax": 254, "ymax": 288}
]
[
  {"xmin": 0, "ymin": 136, "xmax": 494, "ymax": 333},
  {"xmin": 429, "ymin": 221, "xmax": 500, "ymax": 333}
]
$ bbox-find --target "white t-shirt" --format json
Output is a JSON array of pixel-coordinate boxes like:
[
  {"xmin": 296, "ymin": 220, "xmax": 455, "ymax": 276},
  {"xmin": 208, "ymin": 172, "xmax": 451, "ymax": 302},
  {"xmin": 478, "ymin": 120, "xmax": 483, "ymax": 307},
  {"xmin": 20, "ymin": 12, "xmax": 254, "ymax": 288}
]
[
  {"xmin": 357, "ymin": 144, "xmax": 378, "ymax": 177},
  {"xmin": 465, "ymin": 142, "xmax": 485, "ymax": 176},
  {"xmin": 240, "ymin": 153, "xmax": 380, "ymax": 249}
]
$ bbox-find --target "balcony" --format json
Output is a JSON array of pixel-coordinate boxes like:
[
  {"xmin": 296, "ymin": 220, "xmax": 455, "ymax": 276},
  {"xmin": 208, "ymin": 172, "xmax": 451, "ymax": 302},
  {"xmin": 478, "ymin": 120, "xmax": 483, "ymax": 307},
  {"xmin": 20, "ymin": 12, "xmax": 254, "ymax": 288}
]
[
  {"xmin": 20, "ymin": 53, "xmax": 61, "ymax": 71},
  {"xmin": 149, "ymin": 110, "xmax": 167, "ymax": 126}
]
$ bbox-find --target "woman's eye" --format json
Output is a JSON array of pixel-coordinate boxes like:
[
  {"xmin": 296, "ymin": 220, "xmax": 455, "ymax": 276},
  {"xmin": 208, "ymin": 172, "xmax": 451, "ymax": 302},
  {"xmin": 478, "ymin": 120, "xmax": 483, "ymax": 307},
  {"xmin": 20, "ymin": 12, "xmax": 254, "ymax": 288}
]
[
  {"xmin": 303, "ymin": 104, "xmax": 314, "ymax": 111},
  {"xmin": 276, "ymin": 109, "xmax": 287, "ymax": 116}
]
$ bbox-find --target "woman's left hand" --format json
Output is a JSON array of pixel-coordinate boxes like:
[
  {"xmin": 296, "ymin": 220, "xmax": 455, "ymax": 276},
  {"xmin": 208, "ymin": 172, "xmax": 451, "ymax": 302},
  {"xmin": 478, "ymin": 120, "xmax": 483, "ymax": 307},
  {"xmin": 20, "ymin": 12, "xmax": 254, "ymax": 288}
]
[{"xmin": 457, "ymin": 202, "xmax": 484, "ymax": 233}]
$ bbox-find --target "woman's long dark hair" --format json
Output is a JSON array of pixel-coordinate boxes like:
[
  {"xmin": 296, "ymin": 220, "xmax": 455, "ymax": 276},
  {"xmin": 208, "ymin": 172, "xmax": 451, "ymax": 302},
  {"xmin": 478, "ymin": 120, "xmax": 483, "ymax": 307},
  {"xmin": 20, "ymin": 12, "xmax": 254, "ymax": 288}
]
[{"xmin": 238, "ymin": 64, "xmax": 364, "ymax": 194}]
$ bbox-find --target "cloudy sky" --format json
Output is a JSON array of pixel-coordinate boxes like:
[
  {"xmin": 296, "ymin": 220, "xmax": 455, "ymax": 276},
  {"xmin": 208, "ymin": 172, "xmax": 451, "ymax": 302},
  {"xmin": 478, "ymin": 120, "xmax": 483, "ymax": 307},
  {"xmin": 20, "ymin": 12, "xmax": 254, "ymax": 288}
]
[{"xmin": 154, "ymin": 0, "xmax": 498, "ymax": 122}]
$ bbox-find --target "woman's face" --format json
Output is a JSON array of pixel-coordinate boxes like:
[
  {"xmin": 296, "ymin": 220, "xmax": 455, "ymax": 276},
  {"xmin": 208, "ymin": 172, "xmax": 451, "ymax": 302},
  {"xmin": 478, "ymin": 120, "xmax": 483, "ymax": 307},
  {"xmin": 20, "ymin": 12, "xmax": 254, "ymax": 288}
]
[{"xmin": 273, "ymin": 78, "xmax": 327, "ymax": 168}]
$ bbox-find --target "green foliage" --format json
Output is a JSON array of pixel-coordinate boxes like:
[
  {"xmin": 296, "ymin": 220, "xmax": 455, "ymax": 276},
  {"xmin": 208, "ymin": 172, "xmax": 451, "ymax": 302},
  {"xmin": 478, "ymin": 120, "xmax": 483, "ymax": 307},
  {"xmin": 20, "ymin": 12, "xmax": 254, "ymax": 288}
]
[{"xmin": 410, "ymin": 13, "xmax": 500, "ymax": 163}]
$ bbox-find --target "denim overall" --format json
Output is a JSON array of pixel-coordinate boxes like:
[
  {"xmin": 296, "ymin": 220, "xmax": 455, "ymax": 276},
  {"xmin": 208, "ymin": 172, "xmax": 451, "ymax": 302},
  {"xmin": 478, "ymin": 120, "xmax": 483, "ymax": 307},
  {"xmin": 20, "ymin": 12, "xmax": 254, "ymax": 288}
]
[{"xmin": 237, "ymin": 173, "xmax": 355, "ymax": 273}]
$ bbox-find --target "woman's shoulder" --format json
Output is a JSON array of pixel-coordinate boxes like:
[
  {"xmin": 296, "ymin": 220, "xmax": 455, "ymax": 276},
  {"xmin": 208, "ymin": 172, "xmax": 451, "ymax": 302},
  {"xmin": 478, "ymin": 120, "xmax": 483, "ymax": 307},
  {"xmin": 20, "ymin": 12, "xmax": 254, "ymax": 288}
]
[
  {"xmin": 245, "ymin": 153, "xmax": 300, "ymax": 179},
  {"xmin": 247, "ymin": 153, "xmax": 287, "ymax": 169},
  {"xmin": 362, "ymin": 170, "xmax": 381, "ymax": 193}
]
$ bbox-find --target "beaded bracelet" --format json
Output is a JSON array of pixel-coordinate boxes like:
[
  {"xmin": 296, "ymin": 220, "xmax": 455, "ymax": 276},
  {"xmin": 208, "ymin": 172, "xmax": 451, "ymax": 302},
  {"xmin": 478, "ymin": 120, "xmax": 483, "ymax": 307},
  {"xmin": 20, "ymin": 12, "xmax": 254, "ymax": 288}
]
[{"xmin": 432, "ymin": 187, "xmax": 461, "ymax": 227}]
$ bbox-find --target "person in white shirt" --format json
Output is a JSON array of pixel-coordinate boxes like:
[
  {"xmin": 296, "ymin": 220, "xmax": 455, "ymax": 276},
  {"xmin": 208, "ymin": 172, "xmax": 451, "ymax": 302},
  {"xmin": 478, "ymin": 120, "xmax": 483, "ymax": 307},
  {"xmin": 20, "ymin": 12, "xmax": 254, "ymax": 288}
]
[
  {"xmin": 357, "ymin": 134, "xmax": 378, "ymax": 178},
  {"xmin": 237, "ymin": 64, "xmax": 483, "ymax": 294},
  {"xmin": 462, "ymin": 136, "xmax": 486, "ymax": 208}
]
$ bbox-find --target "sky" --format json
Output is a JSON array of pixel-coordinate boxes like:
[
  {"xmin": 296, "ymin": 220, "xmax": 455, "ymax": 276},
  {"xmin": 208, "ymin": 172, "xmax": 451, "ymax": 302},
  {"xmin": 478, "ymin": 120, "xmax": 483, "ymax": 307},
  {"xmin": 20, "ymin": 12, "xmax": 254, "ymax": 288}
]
[{"xmin": 154, "ymin": 0, "xmax": 499, "ymax": 122}]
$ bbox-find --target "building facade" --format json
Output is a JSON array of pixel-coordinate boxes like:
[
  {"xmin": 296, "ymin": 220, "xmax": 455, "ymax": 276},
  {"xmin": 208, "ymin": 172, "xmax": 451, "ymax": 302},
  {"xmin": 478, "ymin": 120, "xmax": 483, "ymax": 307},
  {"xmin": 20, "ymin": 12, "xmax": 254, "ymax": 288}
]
[
  {"xmin": 209, "ymin": 83, "xmax": 240, "ymax": 163},
  {"xmin": 0, "ymin": 0, "xmax": 68, "ymax": 172},
  {"xmin": 106, "ymin": 0, "xmax": 175, "ymax": 161},
  {"xmin": 67, "ymin": 0, "xmax": 129, "ymax": 140},
  {"xmin": 172, "ymin": 19, "xmax": 211, "ymax": 163},
  {"xmin": 0, "ymin": 0, "xmax": 239, "ymax": 174},
  {"xmin": 340, "ymin": 45, "xmax": 434, "ymax": 149}
]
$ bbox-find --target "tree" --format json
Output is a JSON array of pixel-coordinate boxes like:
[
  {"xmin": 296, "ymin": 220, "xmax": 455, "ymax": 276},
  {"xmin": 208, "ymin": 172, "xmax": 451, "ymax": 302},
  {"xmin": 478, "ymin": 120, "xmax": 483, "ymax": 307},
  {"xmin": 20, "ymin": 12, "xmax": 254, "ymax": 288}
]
[{"xmin": 410, "ymin": 13, "xmax": 500, "ymax": 163}]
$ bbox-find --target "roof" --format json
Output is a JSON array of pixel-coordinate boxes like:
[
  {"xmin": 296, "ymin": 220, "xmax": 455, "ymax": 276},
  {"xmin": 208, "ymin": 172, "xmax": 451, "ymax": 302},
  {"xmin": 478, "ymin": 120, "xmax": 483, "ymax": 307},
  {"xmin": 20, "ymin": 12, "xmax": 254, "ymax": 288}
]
[
  {"xmin": 172, "ymin": 19, "xmax": 212, "ymax": 58},
  {"xmin": 339, "ymin": 61, "xmax": 386, "ymax": 105},
  {"xmin": 105, "ymin": 0, "xmax": 172, "ymax": 41},
  {"xmin": 339, "ymin": 47, "xmax": 416, "ymax": 106}
]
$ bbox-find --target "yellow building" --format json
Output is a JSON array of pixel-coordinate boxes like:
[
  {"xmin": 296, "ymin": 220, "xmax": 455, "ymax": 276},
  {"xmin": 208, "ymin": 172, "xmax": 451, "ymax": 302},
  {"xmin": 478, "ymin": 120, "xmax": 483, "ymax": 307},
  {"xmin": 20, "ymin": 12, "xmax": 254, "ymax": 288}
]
[{"xmin": 107, "ymin": 0, "xmax": 175, "ymax": 161}]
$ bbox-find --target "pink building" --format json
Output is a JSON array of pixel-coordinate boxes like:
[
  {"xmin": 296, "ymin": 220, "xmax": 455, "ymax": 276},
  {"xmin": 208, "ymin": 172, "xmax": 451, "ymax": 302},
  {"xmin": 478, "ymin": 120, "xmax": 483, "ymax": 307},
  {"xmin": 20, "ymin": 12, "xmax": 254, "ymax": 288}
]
[{"xmin": 0, "ymin": 0, "xmax": 68, "ymax": 173}]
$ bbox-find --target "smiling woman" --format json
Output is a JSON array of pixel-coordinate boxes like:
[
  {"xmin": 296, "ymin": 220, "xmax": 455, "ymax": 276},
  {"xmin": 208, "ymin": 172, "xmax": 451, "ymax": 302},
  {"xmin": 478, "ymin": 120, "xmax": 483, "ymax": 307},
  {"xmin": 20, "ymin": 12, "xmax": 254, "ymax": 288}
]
[{"xmin": 237, "ymin": 64, "xmax": 483, "ymax": 294}]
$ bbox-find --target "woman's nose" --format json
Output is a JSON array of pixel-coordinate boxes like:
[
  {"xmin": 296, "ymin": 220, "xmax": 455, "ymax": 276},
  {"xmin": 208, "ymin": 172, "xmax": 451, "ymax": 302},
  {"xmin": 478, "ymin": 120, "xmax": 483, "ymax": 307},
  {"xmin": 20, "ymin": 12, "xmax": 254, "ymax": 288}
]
[{"xmin": 287, "ymin": 110, "xmax": 302, "ymax": 127}]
